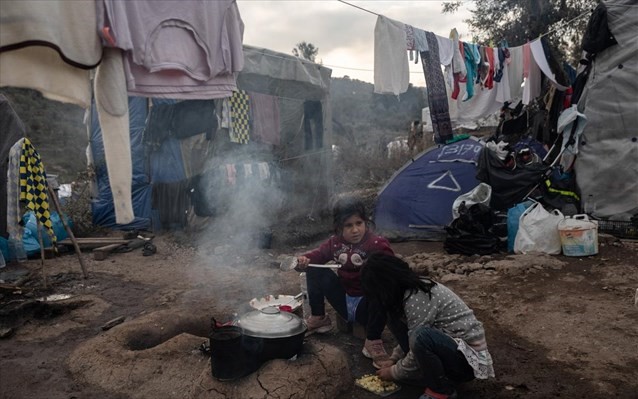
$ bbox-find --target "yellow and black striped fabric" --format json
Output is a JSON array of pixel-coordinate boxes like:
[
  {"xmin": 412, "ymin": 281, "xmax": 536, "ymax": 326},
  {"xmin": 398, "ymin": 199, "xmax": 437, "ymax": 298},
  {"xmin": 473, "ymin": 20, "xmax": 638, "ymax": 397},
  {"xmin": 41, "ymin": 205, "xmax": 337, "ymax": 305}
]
[
  {"xmin": 229, "ymin": 90, "xmax": 250, "ymax": 144},
  {"xmin": 19, "ymin": 138, "xmax": 55, "ymax": 244}
]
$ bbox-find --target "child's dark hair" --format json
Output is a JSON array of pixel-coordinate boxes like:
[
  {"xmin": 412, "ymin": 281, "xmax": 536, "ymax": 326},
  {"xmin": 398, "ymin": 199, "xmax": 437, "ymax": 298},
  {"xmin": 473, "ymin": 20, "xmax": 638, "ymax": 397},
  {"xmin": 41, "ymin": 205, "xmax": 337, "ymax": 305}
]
[
  {"xmin": 332, "ymin": 196, "xmax": 369, "ymax": 234},
  {"xmin": 361, "ymin": 253, "xmax": 436, "ymax": 317}
]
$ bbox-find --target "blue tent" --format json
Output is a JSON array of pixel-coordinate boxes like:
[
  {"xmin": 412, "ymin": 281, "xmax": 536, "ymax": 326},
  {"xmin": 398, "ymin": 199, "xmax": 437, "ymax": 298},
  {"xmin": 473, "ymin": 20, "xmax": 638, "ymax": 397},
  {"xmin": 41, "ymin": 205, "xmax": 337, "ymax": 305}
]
[{"xmin": 374, "ymin": 138, "xmax": 484, "ymax": 241}]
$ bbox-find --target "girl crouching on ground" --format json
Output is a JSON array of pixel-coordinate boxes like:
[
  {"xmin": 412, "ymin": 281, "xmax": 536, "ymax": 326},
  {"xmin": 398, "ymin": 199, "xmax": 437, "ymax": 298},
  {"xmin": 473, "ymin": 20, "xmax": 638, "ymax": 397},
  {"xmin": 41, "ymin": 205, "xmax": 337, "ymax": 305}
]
[
  {"xmin": 296, "ymin": 196, "xmax": 395, "ymax": 368},
  {"xmin": 361, "ymin": 253, "xmax": 495, "ymax": 399}
]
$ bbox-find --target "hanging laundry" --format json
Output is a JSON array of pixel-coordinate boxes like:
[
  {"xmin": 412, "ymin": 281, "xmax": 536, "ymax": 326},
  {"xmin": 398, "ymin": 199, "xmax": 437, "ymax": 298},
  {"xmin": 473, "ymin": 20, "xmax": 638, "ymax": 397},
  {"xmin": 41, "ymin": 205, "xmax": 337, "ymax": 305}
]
[
  {"xmin": 150, "ymin": 138, "xmax": 187, "ymax": 183},
  {"xmin": 420, "ymin": 31, "xmax": 453, "ymax": 144},
  {"xmin": 6, "ymin": 138, "xmax": 25, "ymax": 240},
  {"xmin": 171, "ymin": 100, "xmax": 218, "ymax": 140},
  {"xmin": 257, "ymin": 162, "xmax": 270, "ymax": 180},
  {"xmin": 0, "ymin": 96, "xmax": 26, "ymax": 236},
  {"xmin": 507, "ymin": 46, "xmax": 525, "ymax": 100},
  {"xmin": 374, "ymin": 16, "xmax": 409, "ymax": 96},
  {"xmin": 152, "ymin": 180, "xmax": 190, "ymax": 229},
  {"xmin": 478, "ymin": 46, "xmax": 490, "ymax": 86},
  {"xmin": 97, "ymin": 0, "xmax": 244, "ymax": 98},
  {"xmin": 530, "ymin": 38, "xmax": 568, "ymax": 91},
  {"xmin": 405, "ymin": 24, "xmax": 416, "ymax": 50},
  {"xmin": 522, "ymin": 42, "xmax": 542, "ymax": 104},
  {"xmin": 483, "ymin": 47, "xmax": 495, "ymax": 90},
  {"xmin": 144, "ymin": 102, "xmax": 175, "ymax": 149},
  {"xmin": 462, "ymin": 42, "xmax": 478, "ymax": 101},
  {"xmin": 494, "ymin": 43, "xmax": 510, "ymax": 83},
  {"xmin": 404, "ymin": 24, "xmax": 423, "ymax": 64},
  {"xmin": 243, "ymin": 163, "xmax": 253, "ymax": 179},
  {"xmin": 250, "ymin": 92, "xmax": 281, "ymax": 146},
  {"xmin": 435, "ymin": 35, "xmax": 454, "ymax": 66},
  {"xmin": 304, "ymin": 101, "xmax": 324, "ymax": 150},
  {"xmin": 220, "ymin": 98, "xmax": 231, "ymax": 129},
  {"xmin": 449, "ymin": 29, "xmax": 467, "ymax": 100},
  {"xmin": 229, "ymin": 90, "xmax": 251, "ymax": 144},
  {"xmin": 94, "ymin": 48, "xmax": 134, "ymax": 225},
  {"xmin": 1, "ymin": 0, "xmax": 101, "ymax": 68},
  {"xmin": 225, "ymin": 164, "xmax": 237, "ymax": 185},
  {"xmin": 180, "ymin": 133, "xmax": 210, "ymax": 179},
  {"xmin": 19, "ymin": 139, "xmax": 55, "ymax": 245},
  {"xmin": 495, "ymin": 47, "xmax": 512, "ymax": 103},
  {"xmin": 123, "ymin": 55, "xmax": 239, "ymax": 99}
]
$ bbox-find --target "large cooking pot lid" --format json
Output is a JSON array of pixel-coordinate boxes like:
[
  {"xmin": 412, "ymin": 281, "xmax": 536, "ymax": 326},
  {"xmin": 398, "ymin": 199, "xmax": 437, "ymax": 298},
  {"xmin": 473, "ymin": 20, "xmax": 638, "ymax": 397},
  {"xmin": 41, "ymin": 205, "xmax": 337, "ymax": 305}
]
[{"xmin": 237, "ymin": 306, "xmax": 307, "ymax": 338}]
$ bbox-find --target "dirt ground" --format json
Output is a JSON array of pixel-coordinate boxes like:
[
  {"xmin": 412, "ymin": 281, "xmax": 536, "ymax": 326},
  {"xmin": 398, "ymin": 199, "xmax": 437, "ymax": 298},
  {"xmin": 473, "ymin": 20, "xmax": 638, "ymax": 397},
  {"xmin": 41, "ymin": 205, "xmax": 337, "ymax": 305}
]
[{"xmin": 1, "ymin": 232, "xmax": 637, "ymax": 399}]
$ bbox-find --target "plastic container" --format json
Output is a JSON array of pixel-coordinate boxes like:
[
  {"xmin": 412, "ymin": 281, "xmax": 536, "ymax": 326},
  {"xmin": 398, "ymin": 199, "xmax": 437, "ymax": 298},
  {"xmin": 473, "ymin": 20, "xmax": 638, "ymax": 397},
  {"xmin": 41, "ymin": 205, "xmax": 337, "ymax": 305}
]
[
  {"xmin": 558, "ymin": 214, "xmax": 599, "ymax": 257},
  {"xmin": 8, "ymin": 238, "xmax": 27, "ymax": 263}
]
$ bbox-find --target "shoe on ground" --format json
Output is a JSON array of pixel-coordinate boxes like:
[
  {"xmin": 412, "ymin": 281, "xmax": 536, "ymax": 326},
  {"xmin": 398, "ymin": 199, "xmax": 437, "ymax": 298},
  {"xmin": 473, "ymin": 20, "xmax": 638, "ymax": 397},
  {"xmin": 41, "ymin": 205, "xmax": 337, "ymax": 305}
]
[
  {"xmin": 362, "ymin": 339, "xmax": 393, "ymax": 369},
  {"xmin": 305, "ymin": 315, "xmax": 333, "ymax": 335},
  {"xmin": 419, "ymin": 388, "xmax": 458, "ymax": 399}
]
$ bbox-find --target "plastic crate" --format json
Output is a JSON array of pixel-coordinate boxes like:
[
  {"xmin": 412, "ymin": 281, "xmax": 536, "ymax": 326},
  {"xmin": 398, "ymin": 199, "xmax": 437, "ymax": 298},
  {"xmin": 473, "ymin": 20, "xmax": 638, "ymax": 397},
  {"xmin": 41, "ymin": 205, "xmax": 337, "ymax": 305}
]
[{"xmin": 597, "ymin": 220, "xmax": 638, "ymax": 239}]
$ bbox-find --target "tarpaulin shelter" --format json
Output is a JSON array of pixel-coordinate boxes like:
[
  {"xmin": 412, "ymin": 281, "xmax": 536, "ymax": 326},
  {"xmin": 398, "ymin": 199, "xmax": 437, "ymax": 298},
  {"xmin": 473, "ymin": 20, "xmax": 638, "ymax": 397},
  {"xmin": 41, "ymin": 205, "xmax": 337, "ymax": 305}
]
[
  {"xmin": 574, "ymin": 0, "xmax": 638, "ymax": 219},
  {"xmin": 90, "ymin": 45, "xmax": 333, "ymax": 231},
  {"xmin": 374, "ymin": 137, "xmax": 484, "ymax": 240}
]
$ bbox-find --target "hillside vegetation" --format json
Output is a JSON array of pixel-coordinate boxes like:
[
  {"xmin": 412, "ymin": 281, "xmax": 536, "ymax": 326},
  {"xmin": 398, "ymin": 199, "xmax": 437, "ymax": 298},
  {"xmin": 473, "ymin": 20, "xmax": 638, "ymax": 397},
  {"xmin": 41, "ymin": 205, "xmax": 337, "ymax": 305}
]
[{"xmin": 1, "ymin": 87, "xmax": 88, "ymax": 182}]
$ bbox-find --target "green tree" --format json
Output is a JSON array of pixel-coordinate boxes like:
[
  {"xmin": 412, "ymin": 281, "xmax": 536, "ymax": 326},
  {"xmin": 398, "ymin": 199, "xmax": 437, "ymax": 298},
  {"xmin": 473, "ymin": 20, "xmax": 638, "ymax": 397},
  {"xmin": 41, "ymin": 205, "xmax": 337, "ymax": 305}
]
[
  {"xmin": 443, "ymin": 0, "xmax": 597, "ymax": 64},
  {"xmin": 292, "ymin": 41, "xmax": 319, "ymax": 62}
]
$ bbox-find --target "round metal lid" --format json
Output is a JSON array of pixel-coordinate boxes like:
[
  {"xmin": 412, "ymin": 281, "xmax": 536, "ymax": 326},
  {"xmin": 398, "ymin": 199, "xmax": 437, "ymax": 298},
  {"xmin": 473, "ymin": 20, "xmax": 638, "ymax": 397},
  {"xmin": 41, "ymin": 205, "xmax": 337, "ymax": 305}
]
[{"xmin": 237, "ymin": 307, "xmax": 306, "ymax": 338}]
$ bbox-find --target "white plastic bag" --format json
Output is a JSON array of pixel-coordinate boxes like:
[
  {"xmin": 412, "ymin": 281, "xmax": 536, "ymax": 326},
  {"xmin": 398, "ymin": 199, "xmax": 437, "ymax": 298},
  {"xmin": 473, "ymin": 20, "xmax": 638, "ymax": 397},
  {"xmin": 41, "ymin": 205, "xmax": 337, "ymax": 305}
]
[
  {"xmin": 514, "ymin": 202, "xmax": 564, "ymax": 255},
  {"xmin": 452, "ymin": 183, "xmax": 492, "ymax": 219}
]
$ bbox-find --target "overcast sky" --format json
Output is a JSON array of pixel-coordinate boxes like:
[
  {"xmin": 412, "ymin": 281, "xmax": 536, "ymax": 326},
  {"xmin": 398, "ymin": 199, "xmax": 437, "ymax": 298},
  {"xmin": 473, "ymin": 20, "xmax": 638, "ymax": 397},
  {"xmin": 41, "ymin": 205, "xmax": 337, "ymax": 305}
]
[{"xmin": 238, "ymin": 1, "xmax": 474, "ymax": 87}]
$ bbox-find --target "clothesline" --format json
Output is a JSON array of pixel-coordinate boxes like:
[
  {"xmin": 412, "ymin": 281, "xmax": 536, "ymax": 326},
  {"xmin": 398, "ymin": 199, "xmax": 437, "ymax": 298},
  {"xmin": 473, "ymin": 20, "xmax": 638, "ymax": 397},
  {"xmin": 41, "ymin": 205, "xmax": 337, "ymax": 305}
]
[
  {"xmin": 337, "ymin": 0, "xmax": 379, "ymax": 17},
  {"xmin": 337, "ymin": 0, "xmax": 593, "ymax": 44},
  {"xmin": 248, "ymin": 45, "xmax": 424, "ymax": 74}
]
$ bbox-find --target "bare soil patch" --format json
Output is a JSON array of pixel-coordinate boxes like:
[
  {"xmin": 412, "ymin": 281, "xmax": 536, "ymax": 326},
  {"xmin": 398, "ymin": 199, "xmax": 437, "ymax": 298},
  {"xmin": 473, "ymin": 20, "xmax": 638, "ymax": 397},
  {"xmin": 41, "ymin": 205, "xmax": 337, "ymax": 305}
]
[{"xmin": 1, "ymin": 234, "xmax": 637, "ymax": 399}]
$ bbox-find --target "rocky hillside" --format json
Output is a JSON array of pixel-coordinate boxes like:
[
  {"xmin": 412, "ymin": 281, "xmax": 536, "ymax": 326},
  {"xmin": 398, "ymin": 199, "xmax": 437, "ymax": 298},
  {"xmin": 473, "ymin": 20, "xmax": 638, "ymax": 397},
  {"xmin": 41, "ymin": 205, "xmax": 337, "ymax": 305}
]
[
  {"xmin": 330, "ymin": 77, "xmax": 427, "ymax": 149},
  {"xmin": 0, "ymin": 87, "xmax": 87, "ymax": 182}
]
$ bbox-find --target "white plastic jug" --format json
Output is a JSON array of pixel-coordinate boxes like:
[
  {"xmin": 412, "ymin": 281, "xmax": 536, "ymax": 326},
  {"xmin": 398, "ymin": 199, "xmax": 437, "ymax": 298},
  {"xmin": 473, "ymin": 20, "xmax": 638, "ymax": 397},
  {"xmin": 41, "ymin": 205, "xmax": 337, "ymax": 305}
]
[{"xmin": 558, "ymin": 214, "xmax": 598, "ymax": 256}]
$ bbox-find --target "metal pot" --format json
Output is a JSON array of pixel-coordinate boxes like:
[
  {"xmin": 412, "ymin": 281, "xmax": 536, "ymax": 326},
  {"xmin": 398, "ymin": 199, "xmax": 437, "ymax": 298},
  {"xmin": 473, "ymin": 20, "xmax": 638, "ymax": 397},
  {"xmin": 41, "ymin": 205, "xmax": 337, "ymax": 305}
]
[
  {"xmin": 209, "ymin": 323, "xmax": 249, "ymax": 381},
  {"xmin": 235, "ymin": 306, "xmax": 307, "ymax": 362}
]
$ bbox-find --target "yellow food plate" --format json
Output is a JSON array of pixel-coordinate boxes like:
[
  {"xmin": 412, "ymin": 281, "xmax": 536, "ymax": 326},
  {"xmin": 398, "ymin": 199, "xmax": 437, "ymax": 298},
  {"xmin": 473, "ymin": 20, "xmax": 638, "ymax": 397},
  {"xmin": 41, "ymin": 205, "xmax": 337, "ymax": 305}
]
[{"xmin": 355, "ymin": 375, "xmax": 401, "ymax": 397}]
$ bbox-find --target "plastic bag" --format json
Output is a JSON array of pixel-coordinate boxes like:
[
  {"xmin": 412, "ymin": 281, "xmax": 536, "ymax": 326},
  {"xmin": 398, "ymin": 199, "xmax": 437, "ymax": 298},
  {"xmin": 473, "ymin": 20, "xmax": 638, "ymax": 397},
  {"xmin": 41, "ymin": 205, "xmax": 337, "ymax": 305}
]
[
  {"xmin": 452, "ymin": 183, "xmax": 492, "ymax": 219},
  {"xmin": 507, "ymin": 201, "xmax": 533, "ymax": 253},
  {"xmin": 444, "ymin": 203, "xmax": 504, "ymax": 256},
  {"xmin": 514, "ymin": 202, "xmax": 564, "ymax": 255}
]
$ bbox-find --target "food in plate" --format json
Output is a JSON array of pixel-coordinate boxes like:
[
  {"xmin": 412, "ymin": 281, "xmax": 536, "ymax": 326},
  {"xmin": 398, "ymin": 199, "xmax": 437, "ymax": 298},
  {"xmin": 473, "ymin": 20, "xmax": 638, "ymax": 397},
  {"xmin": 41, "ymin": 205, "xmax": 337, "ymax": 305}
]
[
  {"xmin": 355, "ymin": 374, "xmax": 400, "ymax": 395},
  {"xmin": 249, "ymin": 294, "xmax": 302, "ymax": 312}
]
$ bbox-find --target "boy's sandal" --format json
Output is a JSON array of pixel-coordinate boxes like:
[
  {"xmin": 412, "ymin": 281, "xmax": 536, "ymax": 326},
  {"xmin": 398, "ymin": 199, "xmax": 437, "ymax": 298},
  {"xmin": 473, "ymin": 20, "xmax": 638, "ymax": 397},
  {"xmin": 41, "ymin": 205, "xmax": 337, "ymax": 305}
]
[{"xmin": 142, "ymin": 242, "xmax": 157, "ymax": 256}]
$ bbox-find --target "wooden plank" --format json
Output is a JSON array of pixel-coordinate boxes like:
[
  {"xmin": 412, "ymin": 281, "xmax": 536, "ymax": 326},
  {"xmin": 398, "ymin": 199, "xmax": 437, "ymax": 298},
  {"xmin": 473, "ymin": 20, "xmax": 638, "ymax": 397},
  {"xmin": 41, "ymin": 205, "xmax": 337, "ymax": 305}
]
[
  {"xmin": 58, "ymin": 238, "xmax": 130, "ymax": 246},
  {"xmin": 93, "ymin": 243, "xmax": 127, "ymax": 261}
]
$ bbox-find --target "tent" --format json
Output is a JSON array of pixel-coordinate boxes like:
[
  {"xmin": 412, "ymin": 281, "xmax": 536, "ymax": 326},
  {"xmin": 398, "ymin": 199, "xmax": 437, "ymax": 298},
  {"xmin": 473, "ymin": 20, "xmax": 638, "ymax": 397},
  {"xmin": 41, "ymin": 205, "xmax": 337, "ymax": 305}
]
[
  {"xmin": 90, "ymin": 45, "xmax": 333, "ymax": 232},
  {"xmin": 374, "ymin": 137, "xmax": 484, "ymax": 240},
  {"xmin": 574, "ymin": 0, "xmax": 638, "ymax": 219}
]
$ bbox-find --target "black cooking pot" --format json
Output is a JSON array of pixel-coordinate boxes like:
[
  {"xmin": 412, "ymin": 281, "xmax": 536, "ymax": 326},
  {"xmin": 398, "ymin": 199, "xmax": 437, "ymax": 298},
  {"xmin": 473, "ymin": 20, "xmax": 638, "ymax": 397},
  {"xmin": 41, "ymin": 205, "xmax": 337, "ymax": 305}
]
[
  {"xmin": 236, "ymin": 306, "xmax": 307, "ymax": 363},
  {"xmin": 209, "ymin": 322, "xmax": 250, "ymax": 381},
  {"xmin": 209, "ymin": 308, "xmax": 306, "ymax": 381}
]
